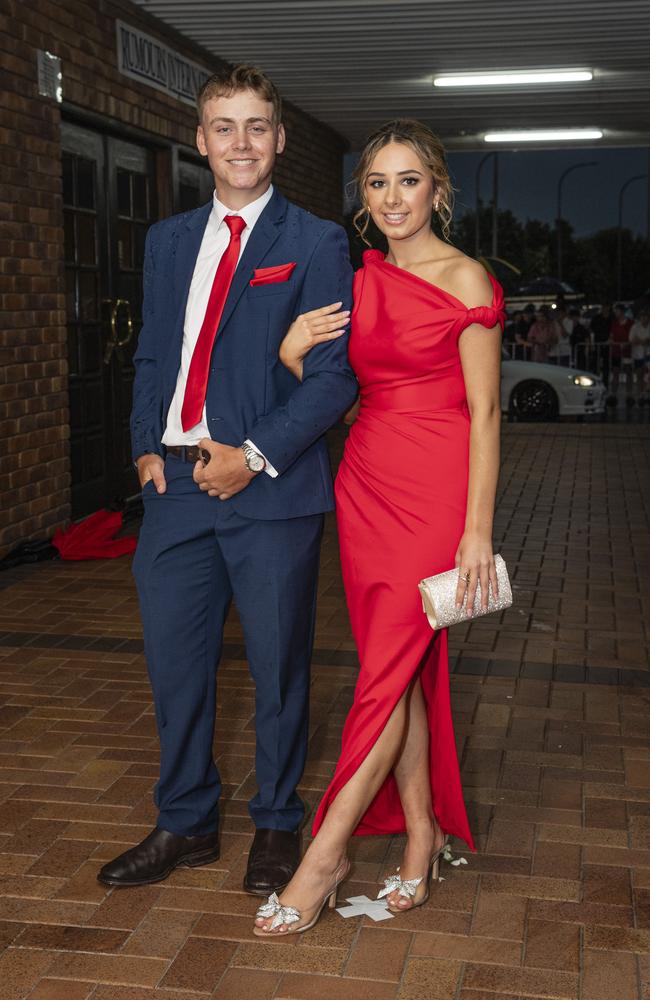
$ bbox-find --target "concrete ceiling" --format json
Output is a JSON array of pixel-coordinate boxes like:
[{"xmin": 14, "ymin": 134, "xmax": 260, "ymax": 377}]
[{"xmin": 133, "ymin": 0, "xmax": 650, "ymax": 150}]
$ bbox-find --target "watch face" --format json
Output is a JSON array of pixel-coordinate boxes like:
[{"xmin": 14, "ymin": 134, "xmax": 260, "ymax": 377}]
[{"xmin": 247, "ymin": 450, "xmax": 265, "ymax": 472}]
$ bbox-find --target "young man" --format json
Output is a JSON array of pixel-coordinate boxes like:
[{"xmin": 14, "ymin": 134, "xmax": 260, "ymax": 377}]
[
  {"xmin": 590, "ymin": 302, "xmax": 613, "ymax": 387},
  {"xmin": 609, "ymin": 302, "xmax": 633, "ymax": 404},
  {"xmin": 630, "ymin": 310, "xmax": 650, "ymax": 403},
  {"xmin": 98, "ymin": 66, "xmax": 357, "ymax": 894},
  {"xmin": 568, "ymin": 307, "xmax": 590, "ymax": 371}
]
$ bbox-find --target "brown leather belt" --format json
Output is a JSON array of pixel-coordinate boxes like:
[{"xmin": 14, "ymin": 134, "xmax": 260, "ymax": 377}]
[{"xmin": 165, "ymin": 445, "xmax": 210, "ymax": 464}]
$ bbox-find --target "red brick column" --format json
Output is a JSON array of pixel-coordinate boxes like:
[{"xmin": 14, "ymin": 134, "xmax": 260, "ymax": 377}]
[{"xmin": 1, "ymin": 7, "xmax": 69, "ymax": 554}]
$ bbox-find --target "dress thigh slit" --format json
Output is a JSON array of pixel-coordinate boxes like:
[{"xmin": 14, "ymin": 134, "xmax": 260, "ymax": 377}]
[{"xmin": 311, "ymin": 467, "xmax": 475, "ymax": 849}]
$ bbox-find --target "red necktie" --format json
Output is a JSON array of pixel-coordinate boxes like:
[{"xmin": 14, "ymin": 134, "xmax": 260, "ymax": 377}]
[{"xmin": 181, "ymin": 214, "xmax": 247, "ymax": 432}]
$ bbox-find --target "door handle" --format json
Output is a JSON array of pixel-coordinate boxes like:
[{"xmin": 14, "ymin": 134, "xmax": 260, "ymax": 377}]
[{"xmin": 103, "ymin": 298, "xmax": 134, "ymax": 364}]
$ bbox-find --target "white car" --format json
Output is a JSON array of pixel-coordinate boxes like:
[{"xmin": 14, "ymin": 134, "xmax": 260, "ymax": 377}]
[{"xmin": 501, "ymin": 354, "xmax": 606, "ymax": 420}]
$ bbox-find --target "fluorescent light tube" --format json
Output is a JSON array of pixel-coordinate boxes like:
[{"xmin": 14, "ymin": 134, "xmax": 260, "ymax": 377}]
[
  {"xmin": 434, "ymin": 70, "xmax": 593, "ymax": 87},
  {"xmin": 484, "ymin": 129, "xmax": 603, "ymax": 142}
]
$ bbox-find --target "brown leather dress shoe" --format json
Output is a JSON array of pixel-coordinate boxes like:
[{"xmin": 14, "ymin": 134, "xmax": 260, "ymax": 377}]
[
  {"xmin": 97, "ymin": 827, "xmax": 219, "ymax": 887},
  {"xmin": 243, "ymin": 827, "xmax": 300, "ymax": 896}
]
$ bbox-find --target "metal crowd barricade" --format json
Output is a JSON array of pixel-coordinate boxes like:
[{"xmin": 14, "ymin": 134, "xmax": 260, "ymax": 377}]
[
  {"xmin": 502, "ymin": 342, "xmax": 532, "ymax": 361},
  {"xmin": 502, "ymin": 317, "xmax": 642, "ymax": 396},
  {"xmin": 501, "ymin": 338, "xmax": 618, "ymax": 380},
  {"xmin": 588, "ymin": 343, "xmax": 637, "ymax": 396},
  {"xmin": 591, "ymin": 342, "xmax": 611, "ymax": 381},
  {"xmin": 572, "ymin": 342, "xmax": 600, "ymax": 374}
]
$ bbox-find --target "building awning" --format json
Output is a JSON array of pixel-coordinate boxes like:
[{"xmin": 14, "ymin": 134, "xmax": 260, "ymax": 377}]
[{"xmin": 132, "ymin": 0, "xmax": 650, "ymax": 150}]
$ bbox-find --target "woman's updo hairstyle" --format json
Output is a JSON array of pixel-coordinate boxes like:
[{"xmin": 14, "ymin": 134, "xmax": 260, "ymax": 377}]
[{"xmin": 352, "ymin": 118, "xmax": 454, "ymax": 244}]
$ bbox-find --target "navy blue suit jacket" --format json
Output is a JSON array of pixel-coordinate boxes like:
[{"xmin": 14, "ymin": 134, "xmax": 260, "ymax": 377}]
[{"xmin": 131, "ymin": 188, "xmax": 358, "ymax": 520}]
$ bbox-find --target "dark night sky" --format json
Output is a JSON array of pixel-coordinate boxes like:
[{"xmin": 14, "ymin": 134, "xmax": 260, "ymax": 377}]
[
  {"xmin": 345, "ymin": 147, "xmax": 649, "ymax": 239},
  {"xmin": 447, "ymin": 147, "xmax": 649, "ymax": 239}
]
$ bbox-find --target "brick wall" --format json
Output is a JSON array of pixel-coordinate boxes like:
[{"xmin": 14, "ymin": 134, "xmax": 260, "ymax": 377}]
[{"xmin": 0, "ymin": 0, "xmax": 347, "ymax": 557}]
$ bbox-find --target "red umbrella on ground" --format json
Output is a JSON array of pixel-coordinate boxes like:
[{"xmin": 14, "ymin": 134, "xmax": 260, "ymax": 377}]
[{"xmin": 52, "ymin": 510, "xmax": 137, "ymax": 560}]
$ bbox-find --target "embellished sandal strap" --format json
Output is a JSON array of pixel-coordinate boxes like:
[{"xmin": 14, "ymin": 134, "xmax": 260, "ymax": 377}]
[
  {"xmin": 377, "ymin": 871, "xmax": 424, "ymax": 900},
  {"xmin": 255, "ymin": 891, "xmax": 301, "ymax": 929}
]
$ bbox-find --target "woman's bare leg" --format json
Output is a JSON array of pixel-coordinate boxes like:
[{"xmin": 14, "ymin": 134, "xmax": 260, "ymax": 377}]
[
  {"xmin": 256, "ymin": 680, "xmax": 419, "ymax": 932},
  {"xmin": 387, "ymin": 676, "xmax": 444, "ymax": 909}
]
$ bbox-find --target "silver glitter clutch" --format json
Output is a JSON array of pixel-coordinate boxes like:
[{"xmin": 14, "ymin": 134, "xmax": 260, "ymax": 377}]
[{"xmin": 418, "ymin": 554, "xmax": 513, "ymax": 630}]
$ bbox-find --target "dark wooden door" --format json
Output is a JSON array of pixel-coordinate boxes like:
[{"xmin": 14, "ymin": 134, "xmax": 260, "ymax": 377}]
[
  {"xmin": 61, "ymin": 123, "xmax": 156, "ymax": 518},
  {"xmin": 108, "ymin": 139, "xmax": 156, "ymax": 505}
]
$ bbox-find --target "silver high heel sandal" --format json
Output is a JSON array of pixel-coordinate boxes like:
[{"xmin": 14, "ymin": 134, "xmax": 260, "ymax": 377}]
[
  {"xmin": 377, "ymin": 836, "xmax": 450, "ymax": 913},
  {"xmin": 253, "ymin": 858, "xmax": 350, "ymax": 937}
]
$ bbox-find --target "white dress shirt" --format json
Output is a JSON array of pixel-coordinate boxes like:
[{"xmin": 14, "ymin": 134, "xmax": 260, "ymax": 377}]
[{"xmin": 162, "ymin": 184, "xmax": 278, "ymax": 476}]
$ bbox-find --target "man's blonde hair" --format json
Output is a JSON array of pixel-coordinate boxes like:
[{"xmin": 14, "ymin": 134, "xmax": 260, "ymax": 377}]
[{"xmin": 197, "ymin": 65, "xmax": 282, "ymax": 125}]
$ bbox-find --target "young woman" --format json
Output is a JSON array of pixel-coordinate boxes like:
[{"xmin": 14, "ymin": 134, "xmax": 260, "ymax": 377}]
[
  {"xmin": 630, "ymin": 310, "xmax": 650, "ymax": 403},
  {"xmin": 253, "ymin": 119, "xmax": 504, "ymax": 936},
  {"xmin": 527, "ymin": 305, "xmax": 560, "ymax": 363}
]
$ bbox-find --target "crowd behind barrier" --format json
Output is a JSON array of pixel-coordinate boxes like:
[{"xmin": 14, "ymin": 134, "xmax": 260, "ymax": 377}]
[{"xmin": 502, "ymin": 300, "xmax": 650, "ymax": 404}]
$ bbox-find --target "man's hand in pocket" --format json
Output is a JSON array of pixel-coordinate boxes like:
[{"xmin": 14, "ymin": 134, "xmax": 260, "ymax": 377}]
[{"xmin": 137, "ymin": 454, "xmax": 167, "ymax": 494}]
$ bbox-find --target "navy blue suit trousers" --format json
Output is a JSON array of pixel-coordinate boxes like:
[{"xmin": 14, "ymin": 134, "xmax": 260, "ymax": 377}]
[{"xmin": 134, "ymin": 457, "xmax": 323, "ymax": 835}]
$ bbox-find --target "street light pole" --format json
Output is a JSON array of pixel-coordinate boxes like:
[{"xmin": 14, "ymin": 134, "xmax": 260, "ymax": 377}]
[
  {"xmin": 491, "ymin": 152, "xmax": 499, "ymax": 258},
  {"xmin": 617, "ymin": 173, "xmax": 648, "ymax": 300},
  {"xmin": 647, "ymin": 150, "xmax": 650, "ymax": 241},
  {"xmin": 556, "ymin": 161, "xmax": 596, "ymax": 282},
  {"xmin": 475, "ymin": 151, "xmax": 497, "ymax": 257}
]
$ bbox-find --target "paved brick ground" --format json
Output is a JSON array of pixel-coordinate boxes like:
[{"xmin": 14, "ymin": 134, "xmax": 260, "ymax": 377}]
[{"xmin": 0, "ymin": 422, "xmax": 649, "ymax": 999}]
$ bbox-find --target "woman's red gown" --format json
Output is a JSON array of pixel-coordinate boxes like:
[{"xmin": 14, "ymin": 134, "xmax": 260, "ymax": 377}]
[{"xmin": 312, "ymin": 250, "xmax": 506, "ymax": 849}]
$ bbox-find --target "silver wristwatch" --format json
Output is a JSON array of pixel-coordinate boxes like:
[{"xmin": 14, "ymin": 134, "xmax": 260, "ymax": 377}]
[{"xmin": 241, "ymin": 442, "xmax": 266, "ymax": 474}]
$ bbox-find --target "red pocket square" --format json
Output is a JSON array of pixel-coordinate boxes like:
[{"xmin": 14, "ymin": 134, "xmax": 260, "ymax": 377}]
[{"xmin": 250, "ymin": 262, "xmax": 296, "ymax": 286}]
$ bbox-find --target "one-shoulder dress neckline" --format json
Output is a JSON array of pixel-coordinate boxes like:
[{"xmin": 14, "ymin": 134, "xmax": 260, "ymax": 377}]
[{"xmin": 362, "ymin": 248, "xmax": 499, "ymax": 313}]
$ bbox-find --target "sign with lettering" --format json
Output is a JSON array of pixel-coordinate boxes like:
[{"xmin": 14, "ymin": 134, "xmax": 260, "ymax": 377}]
[{"xmin": 116, "ymin": 20, "xmax": 211, "ymax": 107}]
